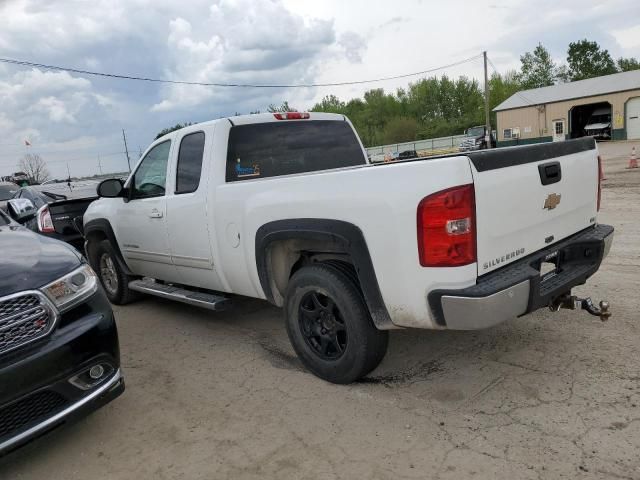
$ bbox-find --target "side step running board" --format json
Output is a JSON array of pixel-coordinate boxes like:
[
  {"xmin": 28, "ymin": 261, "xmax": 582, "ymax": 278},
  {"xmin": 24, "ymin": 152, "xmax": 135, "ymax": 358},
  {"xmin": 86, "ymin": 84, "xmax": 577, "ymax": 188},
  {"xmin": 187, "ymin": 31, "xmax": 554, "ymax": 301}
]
[{"xmin": 128, "ymin": 279, "xmax": 231, "ymax": 312}]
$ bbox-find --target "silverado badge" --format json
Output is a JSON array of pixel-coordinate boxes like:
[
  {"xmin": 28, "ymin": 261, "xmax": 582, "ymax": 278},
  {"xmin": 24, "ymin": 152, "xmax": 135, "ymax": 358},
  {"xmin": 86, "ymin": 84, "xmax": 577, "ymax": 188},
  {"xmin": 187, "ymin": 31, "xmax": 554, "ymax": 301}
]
[{"xmin": 543, "ymin": 193, "xmax": 561, "ymax": 210}]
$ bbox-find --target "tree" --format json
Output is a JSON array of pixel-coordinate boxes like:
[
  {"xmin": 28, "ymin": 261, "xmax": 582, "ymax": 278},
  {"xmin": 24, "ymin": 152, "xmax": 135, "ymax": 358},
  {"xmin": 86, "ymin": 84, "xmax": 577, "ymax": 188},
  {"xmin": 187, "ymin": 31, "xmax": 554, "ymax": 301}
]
[
  {"xmin": 517, "ymin": 43, "xmax": 557, "ymax": 89},
  {"xmin": 382, "ymin": 117, "xmax": 417, "ymax": 144},
  {"xmin": 154, "ymin": 123, "xmax": 193, "ymax": 140},
  {"xmin": 267, "ymin": 101, "xmax": 297, "ymax": 113},
  {"xmin": 488, "ymin": 71, "xmax": 523, "ymax": 126},
  {"xmin": 566, "ymin": 40, "xmax": 617, "ymax": 81},
  {"xmin": 618, "ymin": 57, "xmax": 640, "ymax": 72},
  {"xmin": 19, "ymin": 153, "xmax": 50, "ymax": 184},
  {"xmin": 310, "ymin": 95, "xmax": 346, "ymax": 113}
]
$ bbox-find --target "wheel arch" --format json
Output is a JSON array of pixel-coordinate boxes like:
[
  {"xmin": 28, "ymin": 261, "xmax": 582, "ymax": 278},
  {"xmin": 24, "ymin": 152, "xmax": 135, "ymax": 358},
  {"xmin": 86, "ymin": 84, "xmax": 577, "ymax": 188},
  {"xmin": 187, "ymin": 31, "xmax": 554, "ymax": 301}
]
[
  {"xmin": 83, "ymin": 219, "xmax": 133, "ymax": 276},
  {"xmin": 254, "ymin": 219, "xmax": 395, "ymax": 329}
]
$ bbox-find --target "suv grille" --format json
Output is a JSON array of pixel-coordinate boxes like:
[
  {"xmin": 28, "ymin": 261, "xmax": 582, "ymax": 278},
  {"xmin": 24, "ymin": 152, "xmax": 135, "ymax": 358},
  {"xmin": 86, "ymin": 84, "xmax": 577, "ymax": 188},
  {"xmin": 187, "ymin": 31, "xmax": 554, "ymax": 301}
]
[
  {"xmin": 0, "ymin": 293, "xmax": 56, "ymax": 355},
  {"xmin": 0, "ymin": 390, "xmax": 68, "ymax": 439}
]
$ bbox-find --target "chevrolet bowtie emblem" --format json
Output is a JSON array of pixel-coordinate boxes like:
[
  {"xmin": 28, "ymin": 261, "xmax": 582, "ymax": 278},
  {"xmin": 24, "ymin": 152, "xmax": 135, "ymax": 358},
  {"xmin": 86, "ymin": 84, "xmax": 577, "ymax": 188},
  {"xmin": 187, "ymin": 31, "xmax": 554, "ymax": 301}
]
[{"xmin": 543, "ymin": 193, "xmax": 561, "ymax": 210}]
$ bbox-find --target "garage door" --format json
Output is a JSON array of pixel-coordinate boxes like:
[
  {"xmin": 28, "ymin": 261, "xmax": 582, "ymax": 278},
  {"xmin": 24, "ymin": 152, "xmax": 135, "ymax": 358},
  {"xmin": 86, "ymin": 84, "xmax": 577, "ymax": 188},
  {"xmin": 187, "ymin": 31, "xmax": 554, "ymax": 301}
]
[{"xmin": 628, "ymin": 97, "xmax": 640, "ymax": 140}]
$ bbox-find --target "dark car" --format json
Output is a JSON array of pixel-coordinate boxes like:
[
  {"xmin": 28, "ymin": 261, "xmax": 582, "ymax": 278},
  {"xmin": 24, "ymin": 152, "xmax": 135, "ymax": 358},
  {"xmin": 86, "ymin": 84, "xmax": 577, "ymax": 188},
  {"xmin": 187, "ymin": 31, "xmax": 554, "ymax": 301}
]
[
  {"xmin": 0, "ymin": 209, "xmax": 123, "ymax": 456},
  {"xmin": 6, "ymin": 186, "xmax": 97, "ymax": 249},
  {"xmin": 0, "ymin": 182, "xmax": 19, "ymax": 213},
  {"xmin": 459, "ymin": 125, "xmax": 497, "ymax": 151}
]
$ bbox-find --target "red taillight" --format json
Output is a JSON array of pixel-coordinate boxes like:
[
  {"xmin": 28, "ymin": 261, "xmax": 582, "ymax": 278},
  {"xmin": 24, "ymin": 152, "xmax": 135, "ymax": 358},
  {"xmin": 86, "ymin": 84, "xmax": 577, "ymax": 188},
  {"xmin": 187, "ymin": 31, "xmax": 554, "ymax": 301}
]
[
  {"xmin": 273, "ymin": 112, "xmax": 310, "ymax": 120},
  {"xmin": 597, "ymin": 155, "xmax": 603, "ymax": 211},
  {"xmin": 417, "ymin": 184, "xmax": 476, "ymax": 267},
  {"xmin": 37, "ymin": 205, "xmax": 55, "ymax": 233}
]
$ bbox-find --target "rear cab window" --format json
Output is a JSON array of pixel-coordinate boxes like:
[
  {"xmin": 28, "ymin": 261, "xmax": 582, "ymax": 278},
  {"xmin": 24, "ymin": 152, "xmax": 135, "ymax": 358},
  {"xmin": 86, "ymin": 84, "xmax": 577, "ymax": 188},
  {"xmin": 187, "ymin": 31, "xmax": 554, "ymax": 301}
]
[
  {"xmin": 225, "ymin": 120, "xmax": 365, "ymax": 182},
  {"xmin": 176, "ymin": 132, "xmax": 205, "ymax": 194}
]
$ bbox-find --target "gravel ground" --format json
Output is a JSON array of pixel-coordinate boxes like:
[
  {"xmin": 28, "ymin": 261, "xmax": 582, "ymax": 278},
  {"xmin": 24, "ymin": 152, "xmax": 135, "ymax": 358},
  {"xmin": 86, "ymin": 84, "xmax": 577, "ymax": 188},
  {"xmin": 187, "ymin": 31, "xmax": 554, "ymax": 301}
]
[{"xmin": 2, "ymin": 141, "xmax": 639, "ymax": 480}]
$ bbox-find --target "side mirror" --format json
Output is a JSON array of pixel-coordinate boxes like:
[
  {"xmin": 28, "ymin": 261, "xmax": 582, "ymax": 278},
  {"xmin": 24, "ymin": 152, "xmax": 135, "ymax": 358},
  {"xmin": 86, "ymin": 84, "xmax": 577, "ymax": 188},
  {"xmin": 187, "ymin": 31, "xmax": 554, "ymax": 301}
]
[
  {"xmin": 7, "ymin": 198, "xmax": 36, "ymax": 223},
  {"xmin": 97, "ymin": 178, "xmax": 124, "ymax": 198}
]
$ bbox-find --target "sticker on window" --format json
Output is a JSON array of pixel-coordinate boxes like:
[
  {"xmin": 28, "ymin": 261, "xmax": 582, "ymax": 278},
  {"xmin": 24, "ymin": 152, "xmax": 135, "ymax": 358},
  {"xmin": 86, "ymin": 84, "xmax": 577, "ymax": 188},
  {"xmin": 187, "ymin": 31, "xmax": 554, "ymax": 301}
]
[{"xmin": 235, "ymin": 158, "xmax": 261, "ymax": 178}]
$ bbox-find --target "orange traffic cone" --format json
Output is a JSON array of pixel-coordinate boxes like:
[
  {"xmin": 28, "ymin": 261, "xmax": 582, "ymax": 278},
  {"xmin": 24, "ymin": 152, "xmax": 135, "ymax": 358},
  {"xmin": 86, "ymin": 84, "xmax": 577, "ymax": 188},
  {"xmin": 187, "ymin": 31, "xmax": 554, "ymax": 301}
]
[{"xmin": 627, "ymin": 146, "xmax": 638, "ymax": 169}]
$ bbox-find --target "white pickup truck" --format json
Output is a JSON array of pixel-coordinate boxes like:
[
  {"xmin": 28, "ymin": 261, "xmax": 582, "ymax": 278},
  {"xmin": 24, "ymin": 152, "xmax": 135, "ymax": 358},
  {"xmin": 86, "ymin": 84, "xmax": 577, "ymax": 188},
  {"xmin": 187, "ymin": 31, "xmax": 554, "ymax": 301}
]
[{"xmin": 83, "ymin": 112, "xmax": 613, "ymax": 383}]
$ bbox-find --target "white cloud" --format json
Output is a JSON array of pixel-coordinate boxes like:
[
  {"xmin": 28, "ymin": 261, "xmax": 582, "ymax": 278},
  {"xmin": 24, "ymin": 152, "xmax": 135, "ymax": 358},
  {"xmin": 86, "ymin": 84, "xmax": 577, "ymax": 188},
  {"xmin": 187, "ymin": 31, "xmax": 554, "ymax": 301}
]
[
  {"xmin": 338, "ymin": 32, "xmax": 367, "ymax": 64},
  {"xmin": 151, "ymin": 0, "xmax": 335, "ymax": 112},
  {"xmin": 613, "ymin": 24, "xmax": 640, "ymax": 50},
  {"xmin": 0, "ymin": 0, "xmax": 638, "ymax": 177},
  {"xmin": 35, "ymin": 96, "xmax": 78, "ymax": 123}
]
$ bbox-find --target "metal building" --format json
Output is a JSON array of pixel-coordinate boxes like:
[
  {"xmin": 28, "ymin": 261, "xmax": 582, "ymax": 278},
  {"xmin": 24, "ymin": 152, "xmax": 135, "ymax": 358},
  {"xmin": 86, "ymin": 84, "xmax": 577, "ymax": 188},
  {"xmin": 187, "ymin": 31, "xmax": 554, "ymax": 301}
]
[{"xmin": 494, "ymin": 69, "xmax": 640, "ymax": 146}]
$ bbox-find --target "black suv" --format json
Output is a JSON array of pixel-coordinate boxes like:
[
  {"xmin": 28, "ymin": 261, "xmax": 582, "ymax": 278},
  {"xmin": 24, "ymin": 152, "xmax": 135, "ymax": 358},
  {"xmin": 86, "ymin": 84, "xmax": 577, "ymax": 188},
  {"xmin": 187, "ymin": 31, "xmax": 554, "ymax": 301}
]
[{"xmin": 0, "ymin": 210, "xmax": 123, "ymax": 455}]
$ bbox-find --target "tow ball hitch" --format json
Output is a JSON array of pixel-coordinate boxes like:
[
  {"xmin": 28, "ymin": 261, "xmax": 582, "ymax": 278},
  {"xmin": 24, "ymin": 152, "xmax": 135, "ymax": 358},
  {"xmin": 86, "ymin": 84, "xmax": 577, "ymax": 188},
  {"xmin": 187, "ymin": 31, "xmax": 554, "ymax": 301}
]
[{"xmin": 549, "ymin": 294, "xmax": 611, "ymax": 321}]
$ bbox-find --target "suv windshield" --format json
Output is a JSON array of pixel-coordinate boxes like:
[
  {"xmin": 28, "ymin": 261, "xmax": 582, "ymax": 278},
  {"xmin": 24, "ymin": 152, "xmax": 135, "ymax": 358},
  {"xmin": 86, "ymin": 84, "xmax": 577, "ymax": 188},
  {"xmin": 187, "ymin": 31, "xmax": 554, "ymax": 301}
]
[
  {"xmin": 466, "ymin": 127, "xmax": 485, "ymax": 137},
  {"xmin": 0, "ymin": 185, "xmax": 18, "ymax": 200}
]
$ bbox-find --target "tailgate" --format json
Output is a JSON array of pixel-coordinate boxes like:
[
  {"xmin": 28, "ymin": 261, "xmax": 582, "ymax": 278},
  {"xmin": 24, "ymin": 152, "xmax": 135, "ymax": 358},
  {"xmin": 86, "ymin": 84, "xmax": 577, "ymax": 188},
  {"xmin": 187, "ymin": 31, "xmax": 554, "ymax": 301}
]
[
  {"xmin": 469, "ymin": 138, "xmax": 599, "ymax": 275},
  {"xmin": 49, "ymin": 197, "xmax": 97, "ymax": 235}
]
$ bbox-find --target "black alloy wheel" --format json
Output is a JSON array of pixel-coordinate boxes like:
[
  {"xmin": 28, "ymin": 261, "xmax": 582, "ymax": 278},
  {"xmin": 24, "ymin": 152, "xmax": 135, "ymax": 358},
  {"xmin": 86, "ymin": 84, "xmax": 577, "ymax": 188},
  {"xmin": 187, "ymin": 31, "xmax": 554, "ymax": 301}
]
[{"xmin": 298, "ymin": 290, "xmax": 348, "ymax": 360}]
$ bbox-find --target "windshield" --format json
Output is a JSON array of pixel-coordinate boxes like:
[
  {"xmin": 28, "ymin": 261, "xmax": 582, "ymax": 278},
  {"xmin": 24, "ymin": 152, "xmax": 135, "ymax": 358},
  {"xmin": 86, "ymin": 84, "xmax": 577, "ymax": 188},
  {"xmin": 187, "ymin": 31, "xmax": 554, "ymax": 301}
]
[
  {"xmin": 0, "ymin": 185, "xmax": 18, "ymax": 200},
  {"xmin": 588, "ymin": 114, "xmax": 611, "ymax": 124},
  {"xmin": 466, "ymin": 126, "xmax": 484, "ymax": 137}
]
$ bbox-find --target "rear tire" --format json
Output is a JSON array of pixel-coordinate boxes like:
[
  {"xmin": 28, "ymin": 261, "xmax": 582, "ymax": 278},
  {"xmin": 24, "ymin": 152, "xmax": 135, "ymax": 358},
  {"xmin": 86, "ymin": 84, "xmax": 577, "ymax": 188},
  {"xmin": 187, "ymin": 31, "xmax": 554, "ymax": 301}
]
[
  {"xmin": 90, "ymin": 239, "xmax": 138, "ymax": 305},
  {"xmin": 284, "ymin": 263, "xmax": 388, "ymax": 384}
]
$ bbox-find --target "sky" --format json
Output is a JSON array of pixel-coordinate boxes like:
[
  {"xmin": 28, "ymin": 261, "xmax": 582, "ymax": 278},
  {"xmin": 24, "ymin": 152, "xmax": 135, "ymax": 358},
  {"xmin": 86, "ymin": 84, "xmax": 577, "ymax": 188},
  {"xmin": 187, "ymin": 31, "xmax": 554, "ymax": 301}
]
[{"xmin": 0, "ymin": 0, "xmax": 639, "ymax": 178}]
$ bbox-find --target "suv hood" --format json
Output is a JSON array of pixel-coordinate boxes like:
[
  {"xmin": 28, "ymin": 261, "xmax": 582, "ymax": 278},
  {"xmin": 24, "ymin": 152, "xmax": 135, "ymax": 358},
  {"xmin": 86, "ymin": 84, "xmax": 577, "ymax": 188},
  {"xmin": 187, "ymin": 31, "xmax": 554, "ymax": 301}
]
[
  {"xmin": 0, "ymin": 225, "xmax": 82, "ymax": 296},
  {"xmin": 584, "ymin": 122, "xmax": 610, "ymax": 130}
]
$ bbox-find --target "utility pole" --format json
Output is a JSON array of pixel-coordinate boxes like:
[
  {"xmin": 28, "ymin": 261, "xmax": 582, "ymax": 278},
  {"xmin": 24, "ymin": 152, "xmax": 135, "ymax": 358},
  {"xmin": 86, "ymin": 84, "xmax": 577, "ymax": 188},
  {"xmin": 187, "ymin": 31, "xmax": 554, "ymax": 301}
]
[
  {"xmin": 483, "ymin": 51, "xmax": 492, "ymax": 149},
  {"xmin": 122, "ymin": 129, "xmax": 131, "ymax": 172},
  {"xmin": 97, "ymin": 155, "xmax": 103, "ymax": 175}
]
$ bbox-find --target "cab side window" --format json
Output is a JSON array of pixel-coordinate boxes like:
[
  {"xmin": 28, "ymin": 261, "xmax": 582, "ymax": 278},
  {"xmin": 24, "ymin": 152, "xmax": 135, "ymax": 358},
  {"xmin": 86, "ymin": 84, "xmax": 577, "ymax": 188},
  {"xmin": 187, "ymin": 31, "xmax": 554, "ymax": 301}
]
[
  {"xmin": 175, "ymin": 132, "xmax": 205, "ymax": 194},
  {"xmin": 132, "ymin": 141, "xmax": 171, "ymax": 199}
]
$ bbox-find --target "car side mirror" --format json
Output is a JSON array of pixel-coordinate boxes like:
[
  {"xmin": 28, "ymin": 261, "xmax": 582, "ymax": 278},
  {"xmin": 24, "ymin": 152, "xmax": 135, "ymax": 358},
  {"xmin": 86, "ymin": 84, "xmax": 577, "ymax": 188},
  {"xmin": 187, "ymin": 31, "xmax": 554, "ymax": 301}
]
[
  {"xmin": 97, "ymin": 178, "xmax": 124, "ymax": 198},
  {"xmin": 7, "ymin": 198, "xmax": 36, "ymax": 223}
]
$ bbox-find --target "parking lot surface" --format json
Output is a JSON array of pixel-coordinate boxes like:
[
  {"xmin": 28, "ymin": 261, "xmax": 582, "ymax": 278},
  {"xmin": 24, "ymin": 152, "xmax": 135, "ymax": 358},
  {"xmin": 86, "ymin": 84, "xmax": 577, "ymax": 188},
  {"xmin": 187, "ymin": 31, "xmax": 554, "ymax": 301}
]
[{"xmin": 2, "ymin": 141, "xmax": 639, "ymax": 480}]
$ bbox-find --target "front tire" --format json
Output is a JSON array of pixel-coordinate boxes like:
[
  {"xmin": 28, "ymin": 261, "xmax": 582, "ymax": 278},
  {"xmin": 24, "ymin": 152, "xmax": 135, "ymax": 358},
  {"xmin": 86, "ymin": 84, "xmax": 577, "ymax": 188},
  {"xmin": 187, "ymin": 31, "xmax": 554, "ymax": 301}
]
[
  {"xmin": 90, "ymin": 239, "xmax": 138, "ymax": 305},
  {"xmin": 284, "ymin": 263, "xmax": 388, "ymax": 384}
]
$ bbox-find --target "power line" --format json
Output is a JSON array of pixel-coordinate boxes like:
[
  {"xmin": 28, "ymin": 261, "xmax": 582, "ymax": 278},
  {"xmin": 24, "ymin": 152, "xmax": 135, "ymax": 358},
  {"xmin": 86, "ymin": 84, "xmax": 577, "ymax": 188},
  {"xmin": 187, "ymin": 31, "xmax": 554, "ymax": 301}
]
[{"xmin": 0, "ymin": 54, "xmax": 484, "ymax": 88}]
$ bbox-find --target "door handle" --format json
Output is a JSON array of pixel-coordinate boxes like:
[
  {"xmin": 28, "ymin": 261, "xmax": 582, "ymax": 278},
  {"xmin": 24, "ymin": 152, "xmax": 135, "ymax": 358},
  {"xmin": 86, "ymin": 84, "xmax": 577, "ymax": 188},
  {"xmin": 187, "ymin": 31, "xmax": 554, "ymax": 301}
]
[
  {"xmin": 538, "ymin": 161, "xmax": 562, "ymax": 185},
  {"xmin": 149, "ymin": 209, "xmax": 163, "ymax": 218}
]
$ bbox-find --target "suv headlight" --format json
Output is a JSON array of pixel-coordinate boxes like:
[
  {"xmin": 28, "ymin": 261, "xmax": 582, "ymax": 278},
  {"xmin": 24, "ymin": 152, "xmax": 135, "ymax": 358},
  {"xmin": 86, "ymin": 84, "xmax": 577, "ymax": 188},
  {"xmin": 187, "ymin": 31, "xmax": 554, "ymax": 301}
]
[{"xmin": 41, "ymin": 265, "xmax": 98, "ymax": 312}]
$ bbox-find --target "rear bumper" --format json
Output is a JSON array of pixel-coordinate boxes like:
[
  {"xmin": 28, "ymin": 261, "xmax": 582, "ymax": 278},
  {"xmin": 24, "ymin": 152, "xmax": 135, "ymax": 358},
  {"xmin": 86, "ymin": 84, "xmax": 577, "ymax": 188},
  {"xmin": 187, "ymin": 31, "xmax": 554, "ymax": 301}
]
[{"xmin": 428, "ymin": 224, "xmax": 614, "ymax": 330}]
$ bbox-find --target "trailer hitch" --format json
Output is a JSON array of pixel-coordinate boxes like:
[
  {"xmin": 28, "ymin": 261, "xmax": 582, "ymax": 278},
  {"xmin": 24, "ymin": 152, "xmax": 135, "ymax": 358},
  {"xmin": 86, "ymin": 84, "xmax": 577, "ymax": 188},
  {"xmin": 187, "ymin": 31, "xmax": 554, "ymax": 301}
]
[{"xmin": 549, "ymin": 294, "xmax": 611, "ymax": 321}]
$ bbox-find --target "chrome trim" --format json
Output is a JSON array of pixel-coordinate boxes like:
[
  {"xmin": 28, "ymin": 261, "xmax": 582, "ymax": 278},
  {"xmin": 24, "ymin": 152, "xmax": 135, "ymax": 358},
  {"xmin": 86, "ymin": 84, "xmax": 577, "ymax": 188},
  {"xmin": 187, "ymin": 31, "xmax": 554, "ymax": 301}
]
[
  {"xmin": 0, "ymin": 290, "xmax": 59, "ymax": 356},
  {"xmin": 171, "ymin": 254, "xmax": 214, "ymax": 270},
  {"xmin": 0, "ymin": 305, "xmax": 45, "ymax": 332},
  {"xmin": 0, "ymin": 369, "xmax": 122, "ymax": 453},
  {"xmin": 441, "ymin": 280, "xmax": 530, "ymax": 330},
  {"xmin": 127, "ymin": 280, "xmax": 229, "ymax": 311}
]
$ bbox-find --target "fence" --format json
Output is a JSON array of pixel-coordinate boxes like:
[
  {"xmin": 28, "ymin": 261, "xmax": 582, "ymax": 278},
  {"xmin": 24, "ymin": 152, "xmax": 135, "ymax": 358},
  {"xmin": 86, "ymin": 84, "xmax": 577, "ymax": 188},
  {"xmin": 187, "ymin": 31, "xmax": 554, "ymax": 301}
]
[{"xmin": 365, "ymin": 134, "xmax": 468, "ymax": 157}]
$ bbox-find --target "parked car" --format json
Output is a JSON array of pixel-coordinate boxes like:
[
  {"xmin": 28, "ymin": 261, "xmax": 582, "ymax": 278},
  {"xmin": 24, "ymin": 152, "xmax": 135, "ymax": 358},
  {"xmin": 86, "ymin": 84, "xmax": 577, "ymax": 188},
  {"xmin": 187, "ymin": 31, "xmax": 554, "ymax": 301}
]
[
  {"xmin": 84, "ymin": 112, "xmax": 613, "ymax": 384},
  {"xmin": 0, "ymin": 209, "xmax": 123, "ymax": 456},
  {"xmin": 397, "ymin": 149, "xmax": 418, "ymax": 160},
  {"xmin": 6, "ymin": 185, "xmax": 97, "ymax": 249},
  {"xmin": 459, "ymin": 125, "xmax": 496, "ymax": 151},
  {"xmin": 584, "ymin": 107, "xmax": 612, "ymax": 140},
  {"xmin": 0, "ymin": 181, "xmax": 19, "ymax": 212}
]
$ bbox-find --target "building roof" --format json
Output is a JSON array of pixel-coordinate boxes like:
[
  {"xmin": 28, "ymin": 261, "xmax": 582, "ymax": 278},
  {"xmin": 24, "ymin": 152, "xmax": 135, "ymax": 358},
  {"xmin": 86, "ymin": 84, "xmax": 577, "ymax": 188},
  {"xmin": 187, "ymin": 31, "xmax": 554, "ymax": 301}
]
[{"xmin": 494, "ymin": 69, "xmax": 640, "ymax": 111}]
